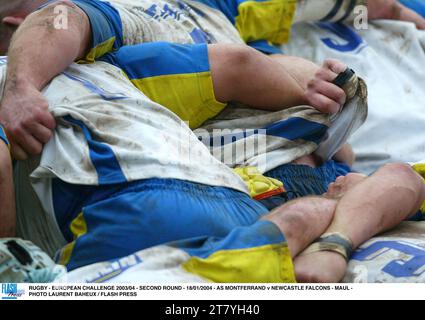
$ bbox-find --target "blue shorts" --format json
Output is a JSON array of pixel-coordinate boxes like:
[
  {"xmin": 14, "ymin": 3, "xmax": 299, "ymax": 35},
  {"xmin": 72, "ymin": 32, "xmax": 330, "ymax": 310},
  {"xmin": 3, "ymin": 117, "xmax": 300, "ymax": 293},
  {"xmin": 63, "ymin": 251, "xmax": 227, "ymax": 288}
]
[
  {"xmin": 67, "ymin": 219, "xmax": 295, "ymax": 283},
  {"xmin": 52, "ymin": 178, "xmax": 269, "ymax": 271},
  {"xmin": 261, "ymin": 160, "xmax": 352, "ymax": 210}
]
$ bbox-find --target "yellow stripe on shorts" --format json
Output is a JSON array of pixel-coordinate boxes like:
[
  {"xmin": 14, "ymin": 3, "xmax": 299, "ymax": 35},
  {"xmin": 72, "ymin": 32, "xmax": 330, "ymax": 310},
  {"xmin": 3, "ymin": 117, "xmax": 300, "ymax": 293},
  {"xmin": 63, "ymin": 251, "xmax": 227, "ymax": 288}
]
[
  {"xmin": 58, "ymin": 212, "xmax": 88, "ymax": 266},
  {"xmin": 79, "ymin": 37, "xmax": 117, "ymax": 64},
  {"xmin": 183, "ymin": 243, "xmax": 296, "ymax": 283}
]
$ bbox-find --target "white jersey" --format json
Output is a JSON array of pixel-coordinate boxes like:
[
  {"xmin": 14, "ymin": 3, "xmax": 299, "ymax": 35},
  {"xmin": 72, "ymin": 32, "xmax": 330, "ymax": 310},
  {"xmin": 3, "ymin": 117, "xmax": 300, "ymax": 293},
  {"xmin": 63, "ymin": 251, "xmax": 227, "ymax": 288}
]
[
  {"xmin": 344, "ymin": 222, "xmax": 425, "ymax": 283},
  {"xmin": 281, "ymin": 20, "xmax": 425, "ymax": 174},
  {"xmin": 0, "ymin": 59, "xmax": 248, "ymax": 254},
  {"xmin": 110, "ymin": 0, "xmax": 244, "ymax": 45}
]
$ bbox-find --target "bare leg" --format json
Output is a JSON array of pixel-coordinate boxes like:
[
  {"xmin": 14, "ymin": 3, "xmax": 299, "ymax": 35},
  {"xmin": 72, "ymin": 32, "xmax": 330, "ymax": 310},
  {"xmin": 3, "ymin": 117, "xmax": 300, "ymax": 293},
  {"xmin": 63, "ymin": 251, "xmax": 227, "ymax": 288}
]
[
  {"xmin": 261, "ymin": 196, "xmax": 337, "ymax": 258},
  {"xmin": 295, "ymin": 163, "xmax": 425, "ymax": 283},
  {"xmin": 0, "ymin": 143, "xmax": 16, "ymax": 237}
]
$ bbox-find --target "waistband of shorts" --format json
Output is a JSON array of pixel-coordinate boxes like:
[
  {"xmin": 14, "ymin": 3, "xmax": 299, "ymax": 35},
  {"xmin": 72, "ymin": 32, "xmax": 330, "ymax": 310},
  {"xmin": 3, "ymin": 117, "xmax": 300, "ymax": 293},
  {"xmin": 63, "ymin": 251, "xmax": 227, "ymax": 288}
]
[
  {"xmin": 266, "ymin": 160, "xmax": 350, "ymax": 182},
  {"xmin": 112, "ymin": 178, "xmax": 250, "ymax": 200}
]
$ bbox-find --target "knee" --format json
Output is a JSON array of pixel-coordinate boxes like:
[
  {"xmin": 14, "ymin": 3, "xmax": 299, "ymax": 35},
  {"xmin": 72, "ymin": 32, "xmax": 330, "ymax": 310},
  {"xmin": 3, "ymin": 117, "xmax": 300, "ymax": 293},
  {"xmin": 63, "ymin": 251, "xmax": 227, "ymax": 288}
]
[
  {"xmin": 380, "ymin": 163, "xmax": 422, "ymax": 186},
  {"xmin": 379, "ymin": 163, "xmax": 425, "ymax": 207}
]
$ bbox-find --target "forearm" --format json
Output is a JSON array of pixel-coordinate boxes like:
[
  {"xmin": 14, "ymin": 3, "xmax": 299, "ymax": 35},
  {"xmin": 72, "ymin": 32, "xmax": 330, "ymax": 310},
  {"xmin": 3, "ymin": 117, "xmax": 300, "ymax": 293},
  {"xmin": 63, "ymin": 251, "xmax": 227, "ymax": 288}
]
[
  {"xmin": 211, "ymin": 45, "xmax": 317, "ymax": 110},
  {"xmin": 231, "ymin": 52, "xmax": 312, "ymax": 110},
  {"xmin": 6, "ymin": 1, "xmax": 90, "ymax": 91},
  {"xmin": 0, "ymin": 145, "xmax": 16, "ymax": 237}
]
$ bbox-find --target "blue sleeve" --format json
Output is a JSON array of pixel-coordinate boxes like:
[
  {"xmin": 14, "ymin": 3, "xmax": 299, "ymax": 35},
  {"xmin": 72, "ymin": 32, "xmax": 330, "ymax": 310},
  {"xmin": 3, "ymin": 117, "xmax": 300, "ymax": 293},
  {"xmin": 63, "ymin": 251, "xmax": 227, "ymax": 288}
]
[
  {"xmin": 247, "ymin": 40, "xmax": 284, "ymax": 55},
  {"xmin": 100, "ymin": 42, "xmax": 210, "ymax": 80},
  {"xmin": 40, "ymin": 0, "xmax": 123, "ymax": 62},
  {"xmin": 72, "ymin": 0, "xmax": 123, "ymax": 62}
]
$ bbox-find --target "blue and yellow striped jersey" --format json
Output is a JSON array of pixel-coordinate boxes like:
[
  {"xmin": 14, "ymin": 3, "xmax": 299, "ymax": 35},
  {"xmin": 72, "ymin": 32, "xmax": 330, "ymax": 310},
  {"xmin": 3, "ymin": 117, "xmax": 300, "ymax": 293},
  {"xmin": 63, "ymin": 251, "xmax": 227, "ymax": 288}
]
[
  {"xmin": 192, "ymin": 0, "xmax": 297, "ymax": 44},
  {"xmin": 72, "ymin": 0, "xmax": 124, "ymax": 63},
  {"xmin": 100, "ymin": 42, "xmax": 225, "ymax": 129},
  {"xmin": 41, "ymin": 0, "xmax": 297, "ymax": 58}
]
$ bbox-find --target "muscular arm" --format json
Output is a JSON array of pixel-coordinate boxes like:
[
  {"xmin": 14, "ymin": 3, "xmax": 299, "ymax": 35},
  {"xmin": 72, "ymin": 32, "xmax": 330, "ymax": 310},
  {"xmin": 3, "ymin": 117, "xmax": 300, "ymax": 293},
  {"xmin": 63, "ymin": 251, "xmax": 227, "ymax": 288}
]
[
  {"xmin": 0, "ymin": 1, "xmax": 91, "ymax": 159},
  {"xmin": 210, "ymin": 44, "xmax": 347, "ymax": 114},
  {"xmin": 8, "ymin": 1, "xmax": 90, "ymax": 91},
  {"xmin": 0, "ymin": 142, "xmax": 15, "ymax": 237}
]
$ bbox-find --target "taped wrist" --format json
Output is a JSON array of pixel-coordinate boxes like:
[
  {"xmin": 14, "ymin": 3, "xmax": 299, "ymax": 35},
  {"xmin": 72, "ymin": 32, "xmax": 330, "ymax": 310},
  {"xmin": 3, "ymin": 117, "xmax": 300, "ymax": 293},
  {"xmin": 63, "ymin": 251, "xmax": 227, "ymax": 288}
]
[{"xmin": 302, "ymin": 232, "xmax": 354, "ymax": 261}]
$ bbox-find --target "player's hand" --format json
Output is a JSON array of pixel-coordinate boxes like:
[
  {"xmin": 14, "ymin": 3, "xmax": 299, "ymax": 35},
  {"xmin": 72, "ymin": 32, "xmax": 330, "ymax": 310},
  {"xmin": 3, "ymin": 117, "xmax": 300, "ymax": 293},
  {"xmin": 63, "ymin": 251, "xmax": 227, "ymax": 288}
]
[
  {"xmin": 0, "ymin": 83, "xmax": 56, "ymax": 160},
  {"xmin": 304, "ymin": 59, "xmax": 348, "ymax": 114}
]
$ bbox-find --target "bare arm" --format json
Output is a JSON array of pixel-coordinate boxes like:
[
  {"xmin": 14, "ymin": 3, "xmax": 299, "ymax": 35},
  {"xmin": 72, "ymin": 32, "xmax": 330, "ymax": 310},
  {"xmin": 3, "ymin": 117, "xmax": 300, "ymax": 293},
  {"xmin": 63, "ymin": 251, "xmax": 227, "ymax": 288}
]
[
  {"xmin": 0, "ymin": 1, "xmax": 91, "ymax": 159},
  {"xmin": 8, "ymin": 1, "xmax": 90, "ymax": 91},
  {"xmin": 0, "ymin": 142, "xmax": 15, "ymax": 237},
  {"xmin": 210, "ymin": 44, "xmax": 347, "ymax": 114},
  {"xmin": 210, "ymin": 44, "xmax": 308, "ymax": 110}
]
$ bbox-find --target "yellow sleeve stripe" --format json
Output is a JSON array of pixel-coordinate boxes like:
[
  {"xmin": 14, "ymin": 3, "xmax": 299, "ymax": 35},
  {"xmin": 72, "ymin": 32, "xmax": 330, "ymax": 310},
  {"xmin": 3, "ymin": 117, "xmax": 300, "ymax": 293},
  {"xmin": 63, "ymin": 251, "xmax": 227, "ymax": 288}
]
[
  {"xmin": 235, "ymin": 0, "xmax": 297, "ymax": 44},
  {"xmin": 79, "ymin": 37, "xmax": 117, "ymax": 64}
]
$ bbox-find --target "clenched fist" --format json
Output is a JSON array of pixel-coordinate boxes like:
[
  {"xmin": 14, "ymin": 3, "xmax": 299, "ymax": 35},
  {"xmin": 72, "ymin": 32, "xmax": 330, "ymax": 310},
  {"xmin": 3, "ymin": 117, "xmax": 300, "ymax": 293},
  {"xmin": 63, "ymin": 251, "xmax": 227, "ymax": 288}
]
[
  {"xmin": 304, "ymin": 59, "xmax": 348, "ymax": 114},
  {"xmin": 0, "ymin": 83, "xmax": 56, "ymax": 160}
]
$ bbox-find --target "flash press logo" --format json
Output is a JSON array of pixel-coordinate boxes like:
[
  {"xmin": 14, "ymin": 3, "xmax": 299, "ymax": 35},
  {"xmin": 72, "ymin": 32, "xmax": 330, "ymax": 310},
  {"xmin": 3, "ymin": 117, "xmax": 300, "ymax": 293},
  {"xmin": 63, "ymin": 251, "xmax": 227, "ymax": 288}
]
[{"xmin": 1, "ymin": 283, "xmax": 25, "ymax": 300}]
